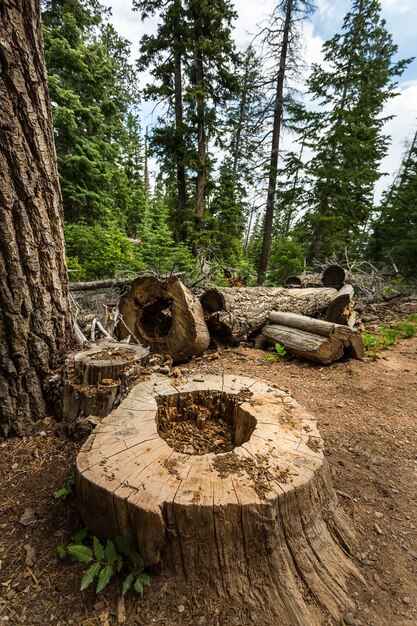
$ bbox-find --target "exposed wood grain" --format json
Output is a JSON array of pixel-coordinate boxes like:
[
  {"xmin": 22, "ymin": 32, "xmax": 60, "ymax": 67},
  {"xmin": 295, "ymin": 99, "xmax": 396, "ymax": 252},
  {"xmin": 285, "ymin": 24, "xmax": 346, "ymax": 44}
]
[{"xmin": 76, "ymin": 374, "xmax": 361, "ymax": 625}]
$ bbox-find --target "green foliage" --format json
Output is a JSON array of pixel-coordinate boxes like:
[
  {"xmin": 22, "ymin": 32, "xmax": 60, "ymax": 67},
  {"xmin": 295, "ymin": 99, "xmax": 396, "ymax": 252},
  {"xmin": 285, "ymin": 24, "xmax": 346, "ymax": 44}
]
[
  {"xmin": 65, "ymin": 222, "xmax": 144, "ymax": 279},
  {"xmin": 54, "ymin": 475, "xmax": 75, "ymax": 500},
  {"xmin": 291, "ymin": 0, "xmax": 411, "ymax": 261},
  {"xmin": 58, "ymin": 529, "xmax": 150, "ymax": 596},
  {"xmin": 370, "ymin": 130, "xmax": 417, "ymax": 274},
  {"xmin": 362, "ymin": 316, "xmax": 417, "ymax": 358},
  {"xmin": 263, "ymin": 342, "xmax": 287, "ymax": 361},
  {"xmin": 42, "ymin": 0, "xmax": 145, "ymax": 227},
  {"xmin": 267, "ymin": 238, "xmax": 305, "ymax": 286}
]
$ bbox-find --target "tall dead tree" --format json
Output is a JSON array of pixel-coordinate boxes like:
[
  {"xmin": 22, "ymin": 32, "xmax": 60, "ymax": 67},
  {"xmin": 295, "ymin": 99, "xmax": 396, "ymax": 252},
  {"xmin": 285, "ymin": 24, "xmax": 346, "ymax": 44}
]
[
  {"xmin": 257, "ymin": 0, "xmax": 313, "ymax": 284},
  {"xmin": 0, "ymin": 0, "xmax": 73, "ymax": 437}
]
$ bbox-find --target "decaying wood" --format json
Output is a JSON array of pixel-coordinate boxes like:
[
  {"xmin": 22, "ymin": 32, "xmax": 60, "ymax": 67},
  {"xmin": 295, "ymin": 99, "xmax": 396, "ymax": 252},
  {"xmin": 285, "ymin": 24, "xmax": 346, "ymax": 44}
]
[
  {"xmin": 322, "ymin": 265, "xmax": 349, "ymax": 289},
  {"xmin": 264, "ymin": 312, "xmax": 364, "ymax": 363},
  {"xmin": 69, "ymin": 278, "xmax": 131, "ymax": 291},
  {"xmin": 76, "ymin": 374, "xmax": 361, "ymax": 625},
  {"xmin": 63, "ymin": 341, "xmax": 149, "ymax": 432},
  {"xmin": 118, "ymin": 275, "xmax": 210, "ymax": 362},
  {"xmin": 200, "ymin": 286, "xmax": 337, "ymax": 343},
  {"xmin": 326, "ymin": 284, "xmax": 355, "ymax": 325}
]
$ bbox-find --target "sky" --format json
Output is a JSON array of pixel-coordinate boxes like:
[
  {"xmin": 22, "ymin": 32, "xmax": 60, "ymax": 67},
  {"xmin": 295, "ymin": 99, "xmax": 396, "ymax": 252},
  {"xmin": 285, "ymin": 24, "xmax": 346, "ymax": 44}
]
[{"xmin": 104, "ymin": 0, "xmax": 417, "ymax": 201}]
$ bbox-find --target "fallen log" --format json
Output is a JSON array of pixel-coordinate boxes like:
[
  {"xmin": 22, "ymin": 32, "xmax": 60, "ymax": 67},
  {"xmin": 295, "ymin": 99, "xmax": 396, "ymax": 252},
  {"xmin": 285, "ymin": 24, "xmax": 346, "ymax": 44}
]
[
  {"xmin": 284, "ymin": 272, "xmax": 323, "ymax": 288},
  {"xmin": 263, "ymin": 312, "xmax": 364, "ymax": 363},
  {"xmin": 322, "ymin": 264, "xmax": 349, "ymax": 289},
  {"xmin": 200, "ymin": 286, "xmax": 337, "ymax": 343},
  {"xmin": 76, "ymin": 374, "xmax": 361, "ymax": 625},
  {"xmin": 326, "ymin": 284, "xmax": 355, "ymax": 325},
  {"xmin": 117, "ymin": 275, "xmax": 210, "ymax": 362},
  {"xmin": 69, "ymin": 277, "xmax": 131, "ymax": 291}
]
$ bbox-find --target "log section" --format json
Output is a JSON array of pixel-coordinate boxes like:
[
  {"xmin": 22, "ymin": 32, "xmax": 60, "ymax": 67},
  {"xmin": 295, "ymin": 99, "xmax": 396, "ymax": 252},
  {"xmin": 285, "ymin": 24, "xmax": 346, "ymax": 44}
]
[
  {"xmin": 63, "ymin": 341, "xmax": 149, "ymax": 436},
  {"xmin": 76, "ymin": 374, "xmax": 361, "ymax": 625},
  {"xmin": 264, "ymin": 312, "xmax": 364, "ymax": 363},
  {"xmin": 118, "ymin": 275, "xmax": 210, "ymax": 362},
  {"xmin": 200, "ymin": 286, "xmax": 337, "ymax": 343}
]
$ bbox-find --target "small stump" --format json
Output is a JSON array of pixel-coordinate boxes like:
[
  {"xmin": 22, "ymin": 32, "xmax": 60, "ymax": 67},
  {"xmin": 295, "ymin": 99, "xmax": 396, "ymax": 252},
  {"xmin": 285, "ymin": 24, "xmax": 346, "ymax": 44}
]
[
  {"xmin": 63, "ymin": 341, "xmax": 149, "ymax": 435},
  {"xmin": 76, "ymin": 375, "xmax": 361, "ymax": 625}
]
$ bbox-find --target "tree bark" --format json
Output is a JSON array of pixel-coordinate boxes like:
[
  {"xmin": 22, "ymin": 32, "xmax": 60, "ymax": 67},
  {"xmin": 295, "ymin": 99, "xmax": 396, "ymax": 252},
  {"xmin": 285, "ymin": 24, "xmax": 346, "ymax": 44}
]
[
  {"xmin": 200, "ymin": 286, "xmax": 337, "ymax": 343},
  {"xmin": 173, "ymin": 21, "xmax": 187, "ymax": 239},
  {"xmin": 0, "ymin": 0, "xmax": 73, "ymax": 437},
  {"xmin": 76, "ymin": 374, "xmax": 361, "ymax": 625},
  {"xmin": 257, "ymin": 0, "xmax": 293, "ymax": 285}
]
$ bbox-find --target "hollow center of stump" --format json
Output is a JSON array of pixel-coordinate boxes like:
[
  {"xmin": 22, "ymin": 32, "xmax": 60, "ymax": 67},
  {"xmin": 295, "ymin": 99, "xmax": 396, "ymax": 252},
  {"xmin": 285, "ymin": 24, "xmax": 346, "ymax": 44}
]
[
  {"xmin": 156, "ymin": 391, "xmax": 256, "ymax": 455},
  {"xmin": 138, "ymin": 297, "xmax": 173, "ymax": 338}
]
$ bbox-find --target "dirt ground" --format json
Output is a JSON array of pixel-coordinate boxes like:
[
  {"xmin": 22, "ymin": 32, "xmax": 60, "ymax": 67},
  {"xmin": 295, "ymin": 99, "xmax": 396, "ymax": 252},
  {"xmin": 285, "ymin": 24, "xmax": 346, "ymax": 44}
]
[{"xmin": 0, "ymin": 304, "xmax": 416, "ymax": 626}]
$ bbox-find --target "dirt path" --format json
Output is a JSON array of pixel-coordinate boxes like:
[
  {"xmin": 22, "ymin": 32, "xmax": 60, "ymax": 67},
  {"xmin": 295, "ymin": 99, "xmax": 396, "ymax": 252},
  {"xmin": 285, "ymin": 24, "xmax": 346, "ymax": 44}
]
[{"xmin": 0, "ymin": 333, "xmax": 416, "ymax": 625}]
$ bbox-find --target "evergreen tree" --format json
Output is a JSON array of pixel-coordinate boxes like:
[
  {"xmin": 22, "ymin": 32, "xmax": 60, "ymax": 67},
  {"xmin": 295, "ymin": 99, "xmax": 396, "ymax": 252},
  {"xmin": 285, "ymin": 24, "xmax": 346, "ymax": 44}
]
[
  {"xmin": 42, "ymin": 0, "xmax": 141, "ymax": 226},
  {"xmin": 208, "ymin": 158, "xmax": 245, "ymax": 266},
  {"xmin": 370, "ymin": 129, "xmax": 417, "ymax": 274},
  {"xmin": 295, "ymin": 0, "xmax": 411, "ymax": 261},
  {"xmin": 255, "ymin": 0, "xmax": 314, "ymax": 284}
]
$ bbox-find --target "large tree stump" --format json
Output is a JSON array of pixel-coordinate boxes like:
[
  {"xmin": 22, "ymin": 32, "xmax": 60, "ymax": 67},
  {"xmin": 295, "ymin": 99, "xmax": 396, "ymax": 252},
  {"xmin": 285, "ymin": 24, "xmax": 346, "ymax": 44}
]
[
  {"xmin": 63, "ymin": 341, "xmax": 149, "ymax": 436},
  {"xmin": 118, "ymin": 275, "xmax": 210, "ymax": 362},
  {"xmin": 200, "ymin": 286, "xmax": 337, "ymax": 343},
  {"xmin": 76, "ymin": 374, "xmax": 361, "ymax": 625}
]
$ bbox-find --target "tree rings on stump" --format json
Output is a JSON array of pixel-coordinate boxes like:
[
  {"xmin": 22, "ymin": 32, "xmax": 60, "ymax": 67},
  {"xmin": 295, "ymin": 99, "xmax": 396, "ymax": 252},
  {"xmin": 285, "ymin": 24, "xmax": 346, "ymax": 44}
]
[
  {"xmin": 117, "ymin": 275, "xmax": 210, "ymax": 362},
  {"xmin": 76, "ymin": 374, "xmax": 361, "ymax": 625},
  {"xmin": 63, "ymin": 341, "xmax": 149, "ymax": 436}
]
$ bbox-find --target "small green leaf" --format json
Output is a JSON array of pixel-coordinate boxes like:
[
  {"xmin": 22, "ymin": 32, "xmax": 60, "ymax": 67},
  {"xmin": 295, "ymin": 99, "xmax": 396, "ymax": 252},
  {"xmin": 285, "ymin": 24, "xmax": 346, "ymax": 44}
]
[
  {"xmin": 115, "ymin": 554, "xmax": 123, "ymax": 573},
  {"xmin": 137, "ymin": 573, "xmax": 150, "ymax": 587},
  {"xmin": 72, "ymin": 527, "xmax": 88, "ymax": 544},
  {"xmin": 134, "ymin": 576, "xmax": 143, "ymax": 595},
  {"xmin": 57, "ymin": 543, "xmax": 67, "ymax": 559},
  {"xmin": 115, "ymin": 536, "xmax": 131, "ymax": 556},
  {"xmin": 104, "ymin": 539, "xmax": 117, "ymax": 565},
  {"xmin": 122, "ymin": 572, "xmax": 134, "ymax": 596},
  {"xmin": 67, "ymin": 545, "xmax": 93, "ymax": 564},
  {"xmin": 96, "ymin": 565, "xmax": 113, "ymax": 593},
  {"xmin": 93, "ymin": 536, "xmax": 105, "ymax": 561},
  {"xmin": 129, "ymin": 551, "xmax": 144, "ymax": 571},
  {"xmin": 80, "ymin": 562, "xmax": 101, "ymax": 591},
  {"xmin": 54, "ymin": 486, "xmax": 72, "ymax": 499}
]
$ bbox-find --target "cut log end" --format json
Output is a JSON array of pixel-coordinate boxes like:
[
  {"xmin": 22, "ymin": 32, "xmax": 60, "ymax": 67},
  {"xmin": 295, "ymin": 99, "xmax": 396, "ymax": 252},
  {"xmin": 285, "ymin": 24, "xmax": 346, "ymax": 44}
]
[
  {"xmin": 76, "ymin": 374, "xmax": 361, "ymax": 625},
  {"xmin": 118, "ymin": 275, "xmax": 210, "ymax": 362}
]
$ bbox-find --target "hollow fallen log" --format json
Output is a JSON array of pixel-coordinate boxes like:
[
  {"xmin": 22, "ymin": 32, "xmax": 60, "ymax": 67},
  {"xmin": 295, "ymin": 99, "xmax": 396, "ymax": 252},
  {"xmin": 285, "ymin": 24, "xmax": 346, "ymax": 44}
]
[
  {"xmin": 76, "ymin": 374, "xmax": 362, "ymax": 625},
  {"xmin": 322, "ymin": 264, "xmax": 349, "ymax": 289},
  {"xmin": 200, "ymin": 286, "xmax": 337, "ymax": 343},
  {"xmin": 118, "ymin": 275, "xmax": 210, "ymax": 363},
  {"xmin": 63, "ymin": 341, "xmax": 149, "ymax": 437}
]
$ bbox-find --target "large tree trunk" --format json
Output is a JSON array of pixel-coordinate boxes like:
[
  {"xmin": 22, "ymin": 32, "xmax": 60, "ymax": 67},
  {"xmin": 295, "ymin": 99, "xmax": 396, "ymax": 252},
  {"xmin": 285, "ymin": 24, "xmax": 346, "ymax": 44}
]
[
  {"xmin": 195, "ymin": 47, "xmax": 206, "ymax": 219},
  {"xmin": 200, "ymin": 286, "xmax": 337, "ymax": 343},
  {"xmin": 77, "ymin": 374, "xmax": 361, "ymax": 625},
  {"xmin": 173, "ymin": 32, "xmax": 187, "ymax": 240},
  {"xmin": 0, "ymin": 0, "xmax": 73, "ymax": 437}
]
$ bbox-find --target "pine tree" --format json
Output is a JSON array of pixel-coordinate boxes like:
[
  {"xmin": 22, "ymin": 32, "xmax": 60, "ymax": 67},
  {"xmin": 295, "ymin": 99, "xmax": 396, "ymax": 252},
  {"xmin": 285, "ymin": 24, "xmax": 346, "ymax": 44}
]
[
  {"xmin": 255, "ymin": 0, "xmax": 314, "ymax": 284},
  {"xmin": 42, "ymin": 0, "xmax": 140, "ymax": 226},
  {"xmin": 370, "ymin": 128, "xmax": 417, "ymax": 274},
  {"xmin": 297, "ymin": 0, "xmax": 411, "ymax": 261}
]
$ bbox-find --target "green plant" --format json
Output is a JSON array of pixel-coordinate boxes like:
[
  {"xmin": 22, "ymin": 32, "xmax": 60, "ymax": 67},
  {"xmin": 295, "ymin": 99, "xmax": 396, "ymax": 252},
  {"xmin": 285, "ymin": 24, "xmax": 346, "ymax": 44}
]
[
  {"xmin": 362, "ymin": 315, "xmax": 417, "ymax": 358},
  {"xmin": 58, "ymin": 529, "xmax": 150, "ymax": 596},
  {"xmin": 274, "ymin": 343, "xmax": 287, "ymax": 357},
  {"xmin": 263, "ymin": 342, "xmax": 287, "ymax": 361},
  {"xmin": 54, "ymin": 475, "xmax": 75, "ymax": 501}
]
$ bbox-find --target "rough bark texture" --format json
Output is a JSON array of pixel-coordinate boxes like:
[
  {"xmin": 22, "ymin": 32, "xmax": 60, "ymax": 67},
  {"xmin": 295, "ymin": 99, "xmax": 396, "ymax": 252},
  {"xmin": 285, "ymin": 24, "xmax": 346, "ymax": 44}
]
[
  {"xmin": 76, "ymin": 374, "xmax": 361, "ymax": 625},
  {"xmin": 118, "ymin": 276, "xmax": 210, "ymax": 362},
  {"xmin": 63, "ymin": 341, "xmax": 149, "ymax": 434},
  {"xmin": 326, "ymin": 284, "xmax": 355, "ymax": 325},
  {"xmin": 200, "ymin": 286, "xmax": 337, "ymax": 343},
  {"xmin": 264, "ymin": 312, "xmax": 364, "ymax": 364},
  {"xmin": 0, "ymin": 0, "xmax": 73, "ymax": 437}
]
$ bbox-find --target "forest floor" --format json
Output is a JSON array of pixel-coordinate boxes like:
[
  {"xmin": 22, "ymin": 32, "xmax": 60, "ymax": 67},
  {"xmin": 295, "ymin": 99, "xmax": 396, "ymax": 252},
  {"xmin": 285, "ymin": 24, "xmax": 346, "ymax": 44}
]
[{"xmin": 0, "ymin": 299, "xmax": 416, "ymax": 626}]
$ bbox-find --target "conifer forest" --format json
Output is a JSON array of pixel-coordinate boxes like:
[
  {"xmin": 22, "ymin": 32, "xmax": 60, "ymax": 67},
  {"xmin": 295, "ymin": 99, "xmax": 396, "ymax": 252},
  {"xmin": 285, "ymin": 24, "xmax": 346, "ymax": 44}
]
[
  {"xmin": 0, "ymin": 2, "xmax": 417, "ymax": 625},
  {"xmin": 41, "ymin": 0, "xmax": 416, "ymax": 285}
]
